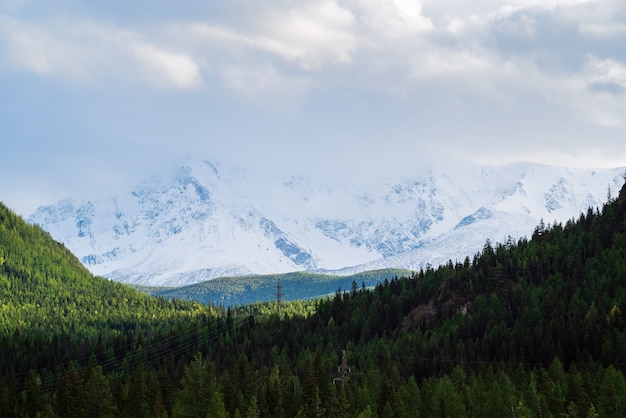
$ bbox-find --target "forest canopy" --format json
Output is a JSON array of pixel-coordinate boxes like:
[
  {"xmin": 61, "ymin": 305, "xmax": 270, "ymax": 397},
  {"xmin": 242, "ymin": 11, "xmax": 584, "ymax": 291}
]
[{"xmin": 1, "ymin": 180, "xmax": 626, "ymax": 417}]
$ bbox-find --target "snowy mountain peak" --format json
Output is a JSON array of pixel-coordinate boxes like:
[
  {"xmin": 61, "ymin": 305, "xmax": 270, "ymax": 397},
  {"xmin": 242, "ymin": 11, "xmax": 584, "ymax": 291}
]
[{"xmin": 28, "ymin": 160, "xmax": 625, "ymax": 286}]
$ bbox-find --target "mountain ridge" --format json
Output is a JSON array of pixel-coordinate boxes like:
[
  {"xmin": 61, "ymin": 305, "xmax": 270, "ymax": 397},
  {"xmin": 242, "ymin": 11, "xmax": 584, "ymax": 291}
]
[{"xmin": 28, "ymin": 158, "xmax": 625, "ymax": 286}]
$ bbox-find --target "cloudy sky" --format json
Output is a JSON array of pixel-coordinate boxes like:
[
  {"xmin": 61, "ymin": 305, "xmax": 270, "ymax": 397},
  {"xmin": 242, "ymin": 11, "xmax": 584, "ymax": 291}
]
[{"xmin": 2, "ymin": 0, "xmax": 626, "ymax": 216}]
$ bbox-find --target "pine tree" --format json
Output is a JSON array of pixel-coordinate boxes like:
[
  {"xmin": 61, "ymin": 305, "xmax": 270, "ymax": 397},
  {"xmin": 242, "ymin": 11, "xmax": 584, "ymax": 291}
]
[
  {"xmin": 82, "ymin": 364, "xmax": 115, "ymax": 418},
  {"xmin": 172, "ymin": 353, "xmax": 218, "ymax": 418},
  {"xmin": 336, "ymin": 386, "xmax": 351, "ymax": 418},
  {"xmin": 301, "ymin": 356, "xmax": 323, "ymax": 418},
  {"xmin": 208, "ymin": 390, "xmax": 229, "ymax": 418},
  {"xmin": 56, "ymin": 366, "xmax": 84, "ymax": 418},
  {"xmin": 0, "ymin": 373, "xmax": 17, "ymax": 418},
  {"xmin": 396, "ymin": 377, "xmax": 420, "ymax": 418},
  {"xmin": 24, "ymin": 370, "xmax": 44, "ymax": 418}
]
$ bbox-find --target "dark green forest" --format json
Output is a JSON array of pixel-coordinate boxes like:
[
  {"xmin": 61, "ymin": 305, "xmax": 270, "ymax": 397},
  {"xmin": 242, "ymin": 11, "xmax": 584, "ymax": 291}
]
[{"xmin": 2, "ymin": 179, "xmax": 626, "ymax": 417}]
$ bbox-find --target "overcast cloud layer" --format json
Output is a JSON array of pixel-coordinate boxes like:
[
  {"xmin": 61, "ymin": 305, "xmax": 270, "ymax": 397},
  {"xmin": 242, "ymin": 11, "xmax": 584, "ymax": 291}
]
[{"xmin": 2, "ymin": 0, "xmax": 626, "ymax": 216}]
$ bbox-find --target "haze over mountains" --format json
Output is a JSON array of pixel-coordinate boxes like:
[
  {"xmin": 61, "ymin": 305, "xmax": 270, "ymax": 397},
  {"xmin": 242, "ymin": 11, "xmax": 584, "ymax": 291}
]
[{"xmin": 28, "ymin": 158, "xmax": 625, "ymax": 286}]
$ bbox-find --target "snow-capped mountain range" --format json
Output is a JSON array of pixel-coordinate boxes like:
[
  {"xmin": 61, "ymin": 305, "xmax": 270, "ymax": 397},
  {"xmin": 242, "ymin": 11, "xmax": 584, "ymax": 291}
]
[{"xmin": 28, "ymin": 159, "xmax": 625, "ymax": 286}]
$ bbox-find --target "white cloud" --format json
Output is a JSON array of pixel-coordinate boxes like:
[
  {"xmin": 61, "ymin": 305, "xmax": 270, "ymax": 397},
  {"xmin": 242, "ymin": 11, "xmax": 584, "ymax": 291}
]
[
  {"xmin": 496, "ymin": 13, "xmax": 537, "ymax": 39},
  {"xmin": 580, "ymin": 23, "xmax": 626, "ymax": 38},
  {"xmin": 409, "ymin": 47, "xmax": 492, "ymax": 78},
  {"xmin": 132, "ymin": 43, "xmax": 202, "ymax": 89},
  {"xmin": 188, "ymin": 0, "xmax": 358, "ymax": 72},
  {"xmin": 260, "ymin": 0, "xmax": 357, "ymax": 69},
  {"xmin": 0, "ymin": 16, "xmax": 92, "ymax": 78},
  {"xmin": 350, "ymin": 0, "xmax": 433, "ymax": 37},
  {"xmin": 574, "ymin": 57, "xmax": 626, "ymax": 127},
  {"xmin": 219, "ymin": 62, "xmax": 313, "ymax": 100},
  {"xmin": 0, "ymin": 15, "xmax": 203, "ymax": 89},
  {"xmin": 446, "ymin": 17, "xmax": 466, "ymax": 34},
  {"xmin": 1, "ymin": 0, "xmax": 626, "ymax": 191},
  {"xmin": 587, "ymin": 57, "xmax": 626, "ymax": 90},
  {"xmin": 187, "ymin": 0, "xmax": 626, "ymax": 132}
]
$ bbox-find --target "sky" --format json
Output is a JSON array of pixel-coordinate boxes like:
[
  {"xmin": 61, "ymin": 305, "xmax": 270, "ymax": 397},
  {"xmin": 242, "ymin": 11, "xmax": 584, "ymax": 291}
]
[{"xmin": 2, "ymin": 0, "xmax": 626, "ymax": 216}]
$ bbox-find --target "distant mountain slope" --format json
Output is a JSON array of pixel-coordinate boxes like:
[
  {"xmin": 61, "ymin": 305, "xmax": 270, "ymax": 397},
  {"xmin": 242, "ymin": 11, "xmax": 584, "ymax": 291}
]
[
  {"xmin": 134, "ymin": 268, "xmax": 413, "ymax": 306},
  {"xmin": 28, "ymin": 159, "xmax": 625, "ymax": 286}
]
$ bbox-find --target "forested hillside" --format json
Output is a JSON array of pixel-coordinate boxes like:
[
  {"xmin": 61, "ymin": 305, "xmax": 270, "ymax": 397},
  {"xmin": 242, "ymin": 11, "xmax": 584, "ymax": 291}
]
[
  {"xmin": 135, "ymin": 269, "xmax": 414, "ymax": 306},
  {"xmin": 2, "ymin": 178, "xmax": 626, "ymax": 417}
]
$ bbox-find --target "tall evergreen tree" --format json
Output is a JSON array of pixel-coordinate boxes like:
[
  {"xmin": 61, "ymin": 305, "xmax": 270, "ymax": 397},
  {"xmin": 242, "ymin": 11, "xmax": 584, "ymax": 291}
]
[{"xmin": 172, "ymin": 353, "xmax": 219, "ymax": 418}]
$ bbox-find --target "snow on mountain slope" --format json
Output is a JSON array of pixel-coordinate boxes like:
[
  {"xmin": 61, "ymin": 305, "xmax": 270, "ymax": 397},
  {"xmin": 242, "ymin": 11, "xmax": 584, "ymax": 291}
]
[{"xmin": 28, "ymin": 158, "xmax": 625, "ymax": 286}]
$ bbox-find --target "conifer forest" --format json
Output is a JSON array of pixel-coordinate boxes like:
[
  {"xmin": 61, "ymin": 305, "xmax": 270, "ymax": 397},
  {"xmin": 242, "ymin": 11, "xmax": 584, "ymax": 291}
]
[{"xmin": 2, "ymin": 182, "xmax": 626, "ymax": 417}]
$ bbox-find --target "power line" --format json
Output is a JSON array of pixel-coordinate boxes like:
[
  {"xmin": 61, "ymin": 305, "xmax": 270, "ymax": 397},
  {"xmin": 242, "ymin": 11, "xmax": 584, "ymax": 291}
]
[{"xmin": 12, "ymin": 314, "xmax": 252, "ymax": 392}]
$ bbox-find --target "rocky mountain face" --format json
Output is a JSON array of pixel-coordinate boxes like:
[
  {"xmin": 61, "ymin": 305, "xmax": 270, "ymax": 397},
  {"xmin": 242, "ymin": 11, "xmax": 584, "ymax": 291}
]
[{"xmin": 28, "ymin": 159, "xmax": 625, "ymax": 286}]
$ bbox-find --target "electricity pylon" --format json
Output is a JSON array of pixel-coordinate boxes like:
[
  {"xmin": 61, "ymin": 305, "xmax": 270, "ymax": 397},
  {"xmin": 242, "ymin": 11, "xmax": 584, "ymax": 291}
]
[{"xmin": 333, "ymin": 350, "xmax": 350, "ymax": 385}]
